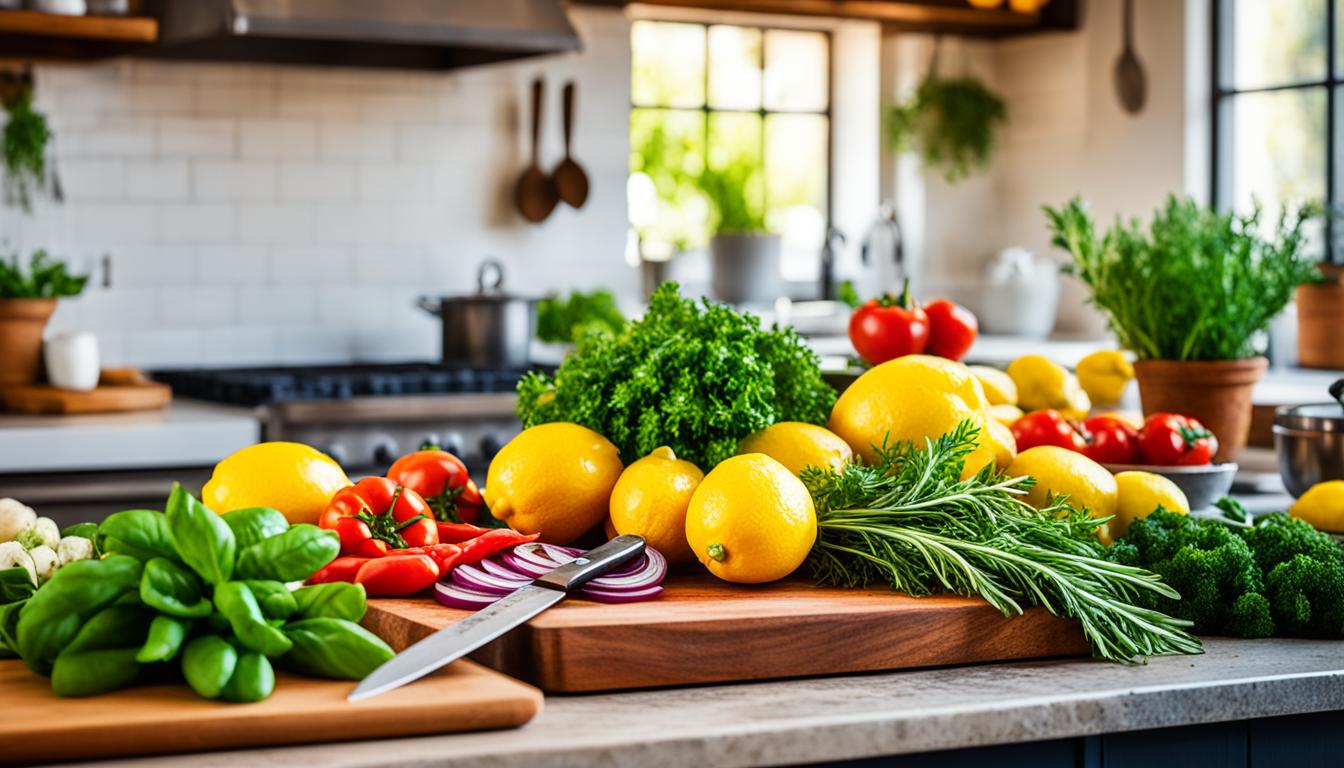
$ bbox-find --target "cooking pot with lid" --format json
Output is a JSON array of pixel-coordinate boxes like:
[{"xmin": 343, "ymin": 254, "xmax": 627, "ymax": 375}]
[
  {"xmin": 417, "ymin": 259, "xmax": 537, "ymax": 369},
  {"xmin": 1274, "ymin": 379, "xmax": 1344, "ymax": 497}
]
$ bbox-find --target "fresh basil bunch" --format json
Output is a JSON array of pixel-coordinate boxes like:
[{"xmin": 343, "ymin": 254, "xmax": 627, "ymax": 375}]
[{"xmin": 7, "ymin": 484, "xmax": 390, "ymax": 701}]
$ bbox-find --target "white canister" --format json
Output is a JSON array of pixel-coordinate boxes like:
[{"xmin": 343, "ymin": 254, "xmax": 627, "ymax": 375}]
[{"xmin": 44, "ymin": 333, "xmax": 99, "ymax": 391}]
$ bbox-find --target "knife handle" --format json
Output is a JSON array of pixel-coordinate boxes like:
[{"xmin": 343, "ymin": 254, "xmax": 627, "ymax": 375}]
[{"xmin": 533, "ymin": 534, "xmax": 646, "ymax": 592}]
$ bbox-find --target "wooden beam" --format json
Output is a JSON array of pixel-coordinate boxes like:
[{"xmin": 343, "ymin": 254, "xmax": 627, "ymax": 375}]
[
  {"xmin": 584, "ymin": 0, "xmax": 1039, "ymax": 29},
  {"xmin": 0, "ymin": 10, "xmax": 157, "ymax": 43}
]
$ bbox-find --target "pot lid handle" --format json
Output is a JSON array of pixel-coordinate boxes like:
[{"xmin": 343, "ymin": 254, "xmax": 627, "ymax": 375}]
[
  {"xmin": 1331, "ymin": 379, "xmax": 1344, "ymax": 413},
  {"xmin": 477, "ymin": 259, "xmax": 505, "ymax": 294}
]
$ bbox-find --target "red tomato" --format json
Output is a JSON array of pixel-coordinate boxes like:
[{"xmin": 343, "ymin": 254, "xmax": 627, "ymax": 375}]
[
  {"xmin": 923, "ymin": 299, "xmax": 978, "ymax": 362},
  {"xmin": 387, "ymin": 449, "xmax": 483, "ymax": 524},
  {"xmin": 1012, "ymin": 409, "xmax": 1088, "ymax": 452},
  {"xmin": 1140, "ymin": 413, "xmax": 1218, "ymax": 466},
  {"xmin": 319, "ymin": 476, "xmax": 438, "ymax": 555},
  {"xmin": 1081, "ymin": 416, "xmax": 1141, "ymax": 465},
  {"xmin": 848, "ymin": 281, "xmax": 929, "ymax": 366}
]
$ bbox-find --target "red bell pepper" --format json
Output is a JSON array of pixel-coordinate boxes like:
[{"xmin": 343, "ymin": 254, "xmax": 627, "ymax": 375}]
[
  {"xmin": 353, "ymin": 555, "xmax": 440, "ymax": 597},
  {"xmin": 318, "ymin": 477, "xmax": 438, "ymax": 556},
  {"xmin": 387, "ymin": 449, "xmax": 484, "ymax": 524},
  {"xmin": 1012, "ymin": 409, "xmax": 1088, "ymax": 452},
  {"xmin": 848, "ymin": 280, "xmax": 930, "ymax": 366},
  {"xmin": 1082, "ymin": 416, "xmax": 1142, "ymax": 465},
  {"xmin": 1140, "ymin": 413, "xmax": 1218, "ymax": 466},
  {"xmin": 922, "ymin": 299, "xmax": 978, "ymax": 362}
]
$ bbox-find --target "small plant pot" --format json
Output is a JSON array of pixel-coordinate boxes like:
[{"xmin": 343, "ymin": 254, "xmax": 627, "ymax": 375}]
[
  {"xmin": 1133, "ymin": 357, "xmax": 1268, "ymax": 463},
  {"xmin": 0, "ymin": 298, "xmax": 57, "ymax": 385},
  {"xmin": 1297, "ymin": 264, "xmax": 1344, "ymax": 370}
]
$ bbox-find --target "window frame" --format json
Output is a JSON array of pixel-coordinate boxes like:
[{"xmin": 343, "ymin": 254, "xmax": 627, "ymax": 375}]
[
  {"xmin": 629, "ymin": 19, "xmax": 835, "ymax": 249},
  {"xmin": 1211, "ymin": 0, "xmax": 1337, "ymax": 262}
]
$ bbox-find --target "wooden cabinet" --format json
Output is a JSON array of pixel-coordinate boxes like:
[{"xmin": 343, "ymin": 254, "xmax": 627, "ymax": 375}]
[{"xmin": 0, "ymin": 9, "xmax": 157, "ymax": 61}]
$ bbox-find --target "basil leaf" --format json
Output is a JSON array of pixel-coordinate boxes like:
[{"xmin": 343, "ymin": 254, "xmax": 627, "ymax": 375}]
[
  {"xmin": 235, "ymin": 525, "xmax": 339, "ymax": 582},
  {"xmin": 221, "ymin": 507, "xmax": 290, "ymax": 551},
  {"xmin": 211, "ymin": 582, "xmax": 292, "ymax": 657},
  {"xmin": 292, "ymin": 582, "xmax": 366, "ymax": 622},
  {"xmin": 0, "ymin": 600, "xmax": 25, "ymax": 657},
  {"xmin": 16, "ymin": 556, "xmax": 142, "ymax": 668},
  {"xmin": 136, "ymin": 615, "xmax": 193, "ymax": 663},
  {"xmin": 140, "ymin": 558, "xmax": 212, "ymax": 619},
  {"xmin": 281, "ymin": 617, "xmax": 393, "ymax": 680},
  {"xmin": 181, "ymin": 635, "xmax": 237, "ymax": 699},
  {"xmin": 99, "ymin": 509, "xmax": 178, "ymax": 564},
  {"xmin": 241, "ymin": 580, "xmax": 298, "ymax": 620},
  {"xmin": 165, "ymin": 484, "xmax": 235, "ymax": 585},
  {"xmin": 0, "ymin": 567, "xmax": 36, "ymax": 604}
]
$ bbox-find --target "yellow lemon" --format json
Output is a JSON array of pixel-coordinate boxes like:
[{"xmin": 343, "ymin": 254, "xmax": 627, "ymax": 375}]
[
  {"xmin": 1111, "ymin": 471, "xmax": 1189, "ymax": 544},
  {"xmin": 609, "ymin": 447, "xmax": 703, "ymax": 563},
  {"xmin": 1007, "ymin": 354, "xmax": 1091, "ymax": 419},
  {"xmin": 738, "ymin": 422, "xmax": 853, "ymax": 477},
  {"xmin": 1290, "ymin": 480, "xmax": 1344, "ymax": 533},
  {"xmin": 1006, "ymin": 446, "xmax": 1118, "ymax": 538},
  {"xmin": 484, "ymin": 423, "xmax": 624, "ymax": 545},
  {"xmin": 685, "ymin": 454, "xmax": 816, "ymax": 583},
  {"xmin": 202, "ymin": 442, "xmax": 351, "ymax": 525},
  {"xmin": 989, "ymin": 403, "xmax": 1024, "ymax": 428},
  {"xmin": 969, "ymin": 365, "xmax": 1018, "ymax": 406},
  {"xmin": 963, "ymin": 413, "xmax": 1017, "ymax": 478},
  {"xmin": 1076, "ymin": 350, "xmax": 1135, "ymax": 406}
]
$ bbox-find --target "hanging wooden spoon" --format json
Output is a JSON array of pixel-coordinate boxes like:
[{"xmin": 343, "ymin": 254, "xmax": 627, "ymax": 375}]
[
  {"xmin": 553, "ymin": 81, "xmax": 590, "ymax": 209},
  {"xmin": 1114, "ymin": 0, "xmax": 1147, "ymax": 114},
  {"xmin": 516, "ymin": 78, "xmax": 559, "ymax": 223}
]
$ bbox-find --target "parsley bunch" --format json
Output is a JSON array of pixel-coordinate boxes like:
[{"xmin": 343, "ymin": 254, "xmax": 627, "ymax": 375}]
[{"xmin": 517, "ymin": 282, "xmax": 835, "ymax": 469}]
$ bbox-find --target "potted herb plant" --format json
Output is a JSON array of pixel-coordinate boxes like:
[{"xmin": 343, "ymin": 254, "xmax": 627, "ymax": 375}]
[
  {"xmin": 1044, "ymin": 196, "xmax": 1319, "ymax": 461},
  {"xmin": 0, "ymin": 250, "xmax": 88, "ymax": 385},
  {"xmin": 699, "ymin": 162, "xmax": 779, "ymax": 304}
]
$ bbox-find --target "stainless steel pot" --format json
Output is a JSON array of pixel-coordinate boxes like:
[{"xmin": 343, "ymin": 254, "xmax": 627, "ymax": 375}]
[
  {"xmin": 1274, "ymin": 380, "xmax": 1344, "ymax": 497},
  {"xmin": 417, "ymin": 259, "xmax": 536, "ymax": 369}
]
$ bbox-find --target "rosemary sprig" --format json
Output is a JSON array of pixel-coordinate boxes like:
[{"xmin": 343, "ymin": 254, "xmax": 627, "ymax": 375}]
[{"xmin": 802, "ymin": 421, "xmax": 1204, "ymax": 664}]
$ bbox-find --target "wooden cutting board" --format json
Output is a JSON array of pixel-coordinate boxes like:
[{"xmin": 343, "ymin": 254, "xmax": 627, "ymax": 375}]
[
  {"xmin": 0, "ymin": 369, "xmax": 170, "ymax": 415},
  {"xmin": 364, "ymin": 575, "xmax": 1092, "ymax": 693},
  {"xmin": 0, "ymin": 658, "xmax": 541, "ymax": 765}
]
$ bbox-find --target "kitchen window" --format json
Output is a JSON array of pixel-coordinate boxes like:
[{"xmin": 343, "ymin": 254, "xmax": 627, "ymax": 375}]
[
  {"xmin": 628, "ymin": 20, "xmax": 831, "ymax": 280},
  {"xmin": 1213, "ymin": 0, "xmax": 1335, "ymax": 261}
]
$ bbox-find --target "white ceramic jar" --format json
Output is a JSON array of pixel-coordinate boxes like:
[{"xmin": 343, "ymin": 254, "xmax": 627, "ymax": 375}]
[{"xmin": 44, "ymin": 332, "xmax": 99, "ymax": 391}]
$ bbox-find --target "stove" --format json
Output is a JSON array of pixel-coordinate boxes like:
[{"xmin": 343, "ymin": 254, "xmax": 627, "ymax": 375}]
[{"xmin": 154, "ymin": 363, "xmax": 539, "ymax": 472}]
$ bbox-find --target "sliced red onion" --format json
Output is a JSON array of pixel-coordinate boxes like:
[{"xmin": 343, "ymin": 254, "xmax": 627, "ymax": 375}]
[
  {"xmin": 433, "ymin": 541, "xmax": 668, "ymax": 608},
  {"xmin": 452, "ymin": 563, "xmax": 530, "ymax": 593},
  {"xmin": 434, "ymin": 581, "xmax": 504, "ymax": 610},
  {"xmin": 577, "ymin": 584, "xmax": 665, "ymax": 603}
]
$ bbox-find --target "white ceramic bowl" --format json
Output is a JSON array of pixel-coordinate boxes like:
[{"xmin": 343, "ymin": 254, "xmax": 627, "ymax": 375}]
[{"xmin": 1102, "ymin": 462, "xmax": 1239, "ymax": 511}]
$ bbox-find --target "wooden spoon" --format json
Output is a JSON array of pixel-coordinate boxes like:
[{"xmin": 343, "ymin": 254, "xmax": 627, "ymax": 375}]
[
  {"xmin": 515, "ymin": 78, "xmax": 559, "ymax": 223},
  {"xmin": 1114, "ymin": 0, "xmax": 1147, "ymax": 114},
  {"xmin": 553, "ymin": 81, "xmax": 590, "ymax": 209}
]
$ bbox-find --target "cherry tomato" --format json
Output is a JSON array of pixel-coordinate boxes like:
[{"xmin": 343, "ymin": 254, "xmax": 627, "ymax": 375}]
[
  {"xmin": 1011, "ymin": 409, "xmax": 1088, "ymax": 452},
  {"xmin": 923, "ymin": 299, "xmax": 978, "ymax": 362},
  {"xmin": 848, "ymin": 280, "xmax": 929, "ymax": 366},
  {"xmin": 1082, "ymin": 416, "xmax": 1141, "ymax": 465},
  {"xmin": 387, "ymin": 449, "xmax": 483, "ymax": 524},
  {"xmin": 1140, "ymin": 413, "xmax": 1218, "ymax": 466}
]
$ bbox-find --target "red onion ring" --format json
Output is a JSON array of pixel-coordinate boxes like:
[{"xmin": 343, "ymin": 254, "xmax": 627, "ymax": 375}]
[{"xmin": 432, "ymin": 542, "xmax": 668, "ymax": 609}]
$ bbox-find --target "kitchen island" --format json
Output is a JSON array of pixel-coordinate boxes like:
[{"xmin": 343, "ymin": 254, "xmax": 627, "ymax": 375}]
[{"xmin": 77, "ymin": 638, "xmax": 1344, "ymax": 768}]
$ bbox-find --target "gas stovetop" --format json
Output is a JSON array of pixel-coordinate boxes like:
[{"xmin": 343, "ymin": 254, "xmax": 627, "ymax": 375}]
[{"xmin": 154, "ymin": 362, "xmax": 534, "ymax": 407}]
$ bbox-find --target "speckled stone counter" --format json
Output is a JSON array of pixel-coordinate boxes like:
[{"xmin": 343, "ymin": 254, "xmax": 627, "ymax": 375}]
[{"xmin": 74, "ymin": 638, "xmax": 1344, "ymax": 768}]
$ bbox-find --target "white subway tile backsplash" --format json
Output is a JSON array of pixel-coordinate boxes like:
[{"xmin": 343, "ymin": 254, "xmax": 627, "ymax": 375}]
[
  {"xmin": 240, "ymin": 204, "xmax": 314, "ymax": 245},
  {"xmin": 238, "ymin": 286, "xmax": 319, "ymax": 324},
  {"xmin": 159, "ymin": 285, "xmax": 237, "ymax": 327},
  {"xmin": 319, "ymin": 123, "xmax": 396, "ymax": 161},
  {"xmin": 197, "ymin": 245, "xmax": 269, "ymax": 284},
  {"xmin": 357, "ymin": 164, "xmax": 432, "ymax": 203},
  {"xmin": 73, "ymin": 204, "xmax": 157, "ymax": 245},
  {"xmin": 312, "ymin": 205, "xmax": 392, "ymax": 245},
  {"xmin": 59, "ymin": 159, "xmax": 125, "ymax": 200},
  {"xmin": 111, "ymin": 245, "xmax": 195, "ymax": 286},
  {"xmin": 76, "ymin": 287, "xmax": 160, "ymax": 331},
  {"xmin": 65, "ymin": 121, "xmax": 157, "ymax": 158},
  {"xmin": 279, "ymin": 163, "xmax": 356, "ymax": 202},
  {"xmin": 158, "ymin": 117, "xmax": 237, "ymax": 159},
  {"xmin": 123, "ymin": 329, "xmax": 204, "ymax": 367},
  {"xmin": 270, "ymin": 246, "xmax": 352, "ymax": 284},
  {"xmin": 194, "ymin": 162, "xmax": 277, "ymax": 201},
  {"xmin": 276, "ymin": 327, "xmax": 353, "ymax": 365},
  {"xmin": 159, "ymin": 203, "xmax": 236, "ymax": 244},
  {"xmin": 239, "ymin": 119, "xmax": 318, "ymax": 160},
  {"xmin": 126, "ymin": 160, "xmax": 190, "ymax": 201}
]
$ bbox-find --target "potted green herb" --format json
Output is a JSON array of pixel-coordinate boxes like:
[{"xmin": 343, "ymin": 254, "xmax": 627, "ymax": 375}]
[
  {"xmin": 0, "ymin": 250, "xmax": 88, "ymax": 385},
  {"xmin": 1044, "ymin": 196, "xmax": 1319, "ymax": 461},
  {"xmin": 699, "ymin": 161, "xmax": 779, "ymax": 304},
  {"xmin": 1, "ymin": 69, "xmax": 55, "ymax": 213}
]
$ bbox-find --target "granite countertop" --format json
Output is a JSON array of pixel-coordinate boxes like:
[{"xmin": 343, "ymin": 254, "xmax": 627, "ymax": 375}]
[{"xmin": 77, "ymin": 639, "xmax": 1344, "ymax": 768}]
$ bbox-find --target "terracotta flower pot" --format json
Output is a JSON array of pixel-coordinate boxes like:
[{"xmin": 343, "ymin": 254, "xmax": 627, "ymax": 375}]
[
  {"xmin": 1297, "ymin": 264, "xmax": 1344, "ymax": 370},
  {"xmin": 1133, "ymin": 357, "xmax": 1268, "ymax": 463},
  {"xmin": 0, "ymin": 298, "xmax": 57, "ymax": 385}
]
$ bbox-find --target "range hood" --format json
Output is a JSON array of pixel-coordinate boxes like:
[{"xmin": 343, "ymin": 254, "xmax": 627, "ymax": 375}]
[{"xmin": 140, "ymin": 0, "xmax": 581, "ymax": 70}]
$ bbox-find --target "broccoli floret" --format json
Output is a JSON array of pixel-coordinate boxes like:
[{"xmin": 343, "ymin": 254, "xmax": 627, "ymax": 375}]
[
  {"xmin": 1241, "ymin": 513, "xmax": 1343, "ymax": 572},
  {"xmin": 1227, "ymin": 593, "xmax": 1275, "ymax": 638},
  {"xmin": 1264, "ymin": 553, "xmax": 1344, "ymax": 638}
]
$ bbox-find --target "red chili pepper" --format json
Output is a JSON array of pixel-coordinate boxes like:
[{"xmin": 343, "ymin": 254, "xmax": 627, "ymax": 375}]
[
  {"xmin": 387, "ymin": 449, "xmax": 484, "ymax": 524},
  {"xmin": 307, "ymin": 556, "xmax": 371, "ymax": 585},
  {"xmin": 848, "ymin": 280, "xmax": 930, "ymax": 366},
  {"xmin": 400, "ymin": 543, "xmax": 464, "ymax": 574},
  {"xmin": 435, "ymin": 521, "xmax": 492, "ymax": 544},
  {"xmin": 318, "ymin": 476, "xmax": 439, "ymax": 556},
  {"xmin": 922, "ymin": 299, "xmax": 978, "ymax": 362},
  {"xmin": 1012, "ymin": 409, "xmax": 1088, "ymax": 452},
  {"xmin": 455, "ymin": 529, "xmax": 539, "ymax": 567},
  {"xmin": 354, "ymin": 555, "xmax": 440, "ymax": 597},
  {"xmin": 1140, "ymin": 413, "xmax": 1218, "ymax": 466}
]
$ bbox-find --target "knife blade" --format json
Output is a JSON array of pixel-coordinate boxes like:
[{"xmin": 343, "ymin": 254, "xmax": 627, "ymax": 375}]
[{"xmin": 348, "ymin": 534, "xmax": 647, "ymax": 702}]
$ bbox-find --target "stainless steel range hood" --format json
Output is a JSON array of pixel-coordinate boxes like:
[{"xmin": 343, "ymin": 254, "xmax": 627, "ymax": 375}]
[{"xmin": 141, "ymin": 0, "xmax": 581, "ymax": 70}]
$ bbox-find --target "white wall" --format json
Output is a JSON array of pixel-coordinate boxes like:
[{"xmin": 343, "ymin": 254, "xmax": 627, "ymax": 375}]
[
  {"xmin": 884, "ymin": 0, "xmax": 1203, "ymax": 335},
  {"xmin": 1, "ymin": 6, "xmax": 635, "ymax": 368}
]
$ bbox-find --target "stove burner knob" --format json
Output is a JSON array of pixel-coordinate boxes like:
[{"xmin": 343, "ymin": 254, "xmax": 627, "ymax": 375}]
[
  {"xmin": 440, "ymin": 432, "xmax": 465, "ymax": 458},
  {"xmin": 417, "ymin": 433, "xmax": 441, "ymax": 451},
  {"xmin": 372, "ymin": 439, "xmax": 400, "ymax": 467},
  {"xmin": 321, "ymin": 443, "xmax": 350, "ymax": 468},
  {"xmin": 479, "ymin": 433, "xmax": 505, "ymax": 462}
]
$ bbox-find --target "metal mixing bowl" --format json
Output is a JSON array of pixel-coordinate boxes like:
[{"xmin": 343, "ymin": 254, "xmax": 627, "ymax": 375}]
[{"xmin": 1275, "ymin": 401, "xmax": 1344, "ymax": 498}]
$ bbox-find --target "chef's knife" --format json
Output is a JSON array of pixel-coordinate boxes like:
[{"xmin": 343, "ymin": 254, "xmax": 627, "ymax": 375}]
[{"xmin": 348, "ymin": 534, "xmax": 647, "ymax": 702}]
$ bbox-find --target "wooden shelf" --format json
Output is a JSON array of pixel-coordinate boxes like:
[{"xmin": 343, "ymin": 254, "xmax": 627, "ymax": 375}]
[{"xmin": 0, "ymin": 10, "xmax": 156, "ymax": 42}]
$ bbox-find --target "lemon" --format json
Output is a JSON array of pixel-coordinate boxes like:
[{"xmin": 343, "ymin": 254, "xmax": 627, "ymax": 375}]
[
  {"xmin": 609, "ymin": 447, "xmax": 703, "ymax": 563},
  {"xmin": 829, "ymin": 354, "xmax": 1011, "ymax": 473},
  {"xmin": 1111, "ymin": 471, "xmax": 1189, "ymax": 544},
  {"xmin": 1006, "ymin": 446, "xmax": 1118, "ymax": 539},
  {"xmin": 484, "ymin": 423, "xmax": 624, "ymax": 545},
  {"xmin": 1007, "ymin": 354, "xmax": 1091, "ymax": 419},
  {"xmin": 202, "ymin": 442, "xmax": 351, "ymax": 525},
  {"xmin": 969, "ymin": 365, "xmax": 1018, "ymax": 405},
  {"xmin": 738, "ymin": 422, "xmax": 853, "ymax": 477},
  {"xmin": 963, "ymin": 414, "xmax": 1017, "ymax": 478},
  {"xmin": 1076, "ymin": 350, "xmax": 1135, "ymax": 406},
  {"xmin": 685, "ymin": 454, "xmax": 816, "ymax": 583},
  {"xmin": 989, "ymin": 403, "xmax": 1024, "ymax": 428},
  {"xmin": 1290, "ymin": 480, "xmax": 1344, "ymax": 533}
]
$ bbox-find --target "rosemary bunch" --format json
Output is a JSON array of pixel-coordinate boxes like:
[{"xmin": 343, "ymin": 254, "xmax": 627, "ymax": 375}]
[{"xmin": 803, "ymin": 421, "xmax": 1203, "ymax": 664}]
